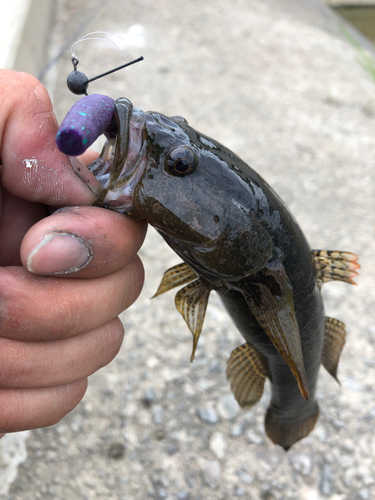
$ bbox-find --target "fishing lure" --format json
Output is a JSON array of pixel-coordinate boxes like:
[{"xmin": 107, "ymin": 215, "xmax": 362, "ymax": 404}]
[{"xmin": 56, "ymin": 56, "xmax": 359, "ymax": 450}]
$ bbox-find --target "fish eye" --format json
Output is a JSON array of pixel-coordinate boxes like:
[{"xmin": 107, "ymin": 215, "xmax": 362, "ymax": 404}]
[{"xmin": 165, "ymin": 147, "xmax": 198, "ymax": 177}]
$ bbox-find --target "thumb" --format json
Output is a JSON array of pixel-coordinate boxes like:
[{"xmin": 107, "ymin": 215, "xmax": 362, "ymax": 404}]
[{"xmin": 0, "ymin": 70, "xmax": 102, "ymax": 207}]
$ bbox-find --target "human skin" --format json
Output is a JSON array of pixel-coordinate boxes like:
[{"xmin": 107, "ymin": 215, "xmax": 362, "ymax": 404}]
[{"xmin": 0, "ymin": 70, "xmax": 147, "ymax": 437}]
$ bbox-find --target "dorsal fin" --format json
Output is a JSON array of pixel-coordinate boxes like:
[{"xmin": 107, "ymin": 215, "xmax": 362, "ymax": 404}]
[
  {"xmin": 226, "ymin": 342, "xmax": 268, "ymax": 408},
  {"xmin": 174, "ymin": 279, "xmax": 211, "ymax": 362},
  {"xmin": 322, "ymin": 316, "xmax": 346, "ymax": 382},
  {"xmin": 152, "ymin": 263, "xmax": 197, "ymax": 298},
  {"xmin": 312, "ymin": 250, "xmax": 360, "ymax": 287}
]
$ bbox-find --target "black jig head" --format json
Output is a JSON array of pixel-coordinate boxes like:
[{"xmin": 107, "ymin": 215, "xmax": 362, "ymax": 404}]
[{"xmin": 67, "ymin": 55, "xmax": 144, "ymax": 95}]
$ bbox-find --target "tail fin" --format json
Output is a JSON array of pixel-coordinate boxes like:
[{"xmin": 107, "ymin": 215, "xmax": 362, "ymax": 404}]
[{"xmin": 265, "ymin": 402, "xmax": 319, "ymax": 451}]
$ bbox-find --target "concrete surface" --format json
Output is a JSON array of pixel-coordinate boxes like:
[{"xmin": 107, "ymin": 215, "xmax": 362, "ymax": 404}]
[
  {"xmin": 1, "ymin": 0, "xmax": 375, "ymax": 498},
  {"xmin": 327, "ymin": 1, "xmax": 375, "ymax": 6},
  {"xmin": 0, "ymin": 0, "xmax": 54, "ymax": 76}
]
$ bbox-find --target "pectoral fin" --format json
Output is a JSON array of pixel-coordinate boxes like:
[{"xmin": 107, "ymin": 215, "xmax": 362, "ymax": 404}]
[
  {"xmin": 312, "ymin": 250, "xmax": 360, "ymax": 287},
  {"xmin": 243, "ymin": 262, "xmax": 309, "ymax": 400},
  {"xmin": 322, "ymin": 316, "xmax": 346, "ymax": 382},
  {"xmin": 152, "ymin": 263, "xmax": 197, "ymax": 298},
  {"xmin": 227, "ymin": 342, "xmax": 268, "ymax": 408},
  {"xmin": 174, "ymin": 280, "xmax": 211, "ymax": 362}
]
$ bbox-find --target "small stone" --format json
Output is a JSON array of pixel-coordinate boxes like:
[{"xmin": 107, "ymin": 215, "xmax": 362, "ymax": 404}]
[
  {"xmin": 290, "ymin": 453, "xmax": 313, "ymax": 476},
  {"xmin": 344, "ymin": 468, "xmax": 354, "ymax": 487},
  {"xmin": 197, "ymin": 378, "xmax": 216, "ymax": 390},
  {"xmin": 108, "ymin": 442, "xmax": 125, "ymax": 460},
  {"xmin": 313, "ymin": 425, "xmax": 326, "ymax": 442},
  {"xmin": 166, "ymin": 441, "xmax": 179, "ymax": 455},
  {"xmin": 217, "ymin": 394, "xmax": 239, "ymax": 420},
  {"xmin": 150, "ymin": 470, "xmax": 169, "ymax": 488},
  {"xmin": 156, "ymin": 487, "xmax": 167, "ymax": 498},
  {"xmin": 184, "ymin": 472, "xmax": 195, "ymax": 488},
  {"xmin": 153, "ymin": 427, "xmax": 165, "ymax": 441},
  {"xmin": 197, "ymin": 404, "xmax": 219, "ymax": 424},
  {"xmin": 70, "ymin": 414, "xmax": 83, "ymax": 433},
  {"xmin": 234, "ymin": 486, "xmax": 246, "ymax": 496},
  {"xmin": 358, "ymin": 489, "xmax": 369, "ymax": 499},
  {"xmin": 231, "ymin": 424, "xmax": 243, "ymax": 438},
  {"xmin": 178, "ymin": 490, "xmax": 190, "ymax": 500},
  {"xmin": 363, "ymin": 474, "xmax": 374, "ymax": 486},
  {"xmin": 332, "ymin": 419, "xmax": 344, "ymax": 430},
  {"xmin": 153, "ymin": 405, "xmax": 163, "ymax": 424},
  {"xmin": 210, "ymin": 359, "xmax": 222, "ymax": 374},
  {"xmin": 209, "ymin": 432, "xmax": 227, "ymax": 459},
  {"xmin": 340, "ymin": 440, "xmax": 355, "ymax": 454},
  {"xmin": 201, "ymin": 459, "xmax": 221, "ymax": 489},
  {"xmin": 261, "ymin": 489, "xmax": 277, "ymax": 500},
  {"xmin": 300, "ymin": 487, "xmax": 321, "ymax": 500},
  {"xmin": 319, "ymin": 463, "xmax": 333, "ymax": 496},
  {"xmin": 246, "ymin": 429, "xmax": 263, "ymax": 445},
  {"xmin": 141, "ymin": 388, "xmax": 156, "ymax": 407},
  {"xmin": 236, "ymin": 469, "xmax": 254, "ymax": 484}
]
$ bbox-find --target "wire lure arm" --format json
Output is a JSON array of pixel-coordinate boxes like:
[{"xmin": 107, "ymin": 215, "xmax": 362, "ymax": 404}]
[{"xmin": 66, "ymin": 55, "xmax": 144, "ymax": 95}]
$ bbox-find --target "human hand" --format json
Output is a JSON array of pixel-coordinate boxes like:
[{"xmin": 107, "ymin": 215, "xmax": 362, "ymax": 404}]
[{"xmin": 0, "ymin": 70, "xmax": 146, "ymax": 437}]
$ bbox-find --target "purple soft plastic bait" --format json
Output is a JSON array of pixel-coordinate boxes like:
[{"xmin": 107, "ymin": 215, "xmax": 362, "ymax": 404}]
[{"xmin": 56, "ymin": 94, "xmax": 115, "ymax": 156}]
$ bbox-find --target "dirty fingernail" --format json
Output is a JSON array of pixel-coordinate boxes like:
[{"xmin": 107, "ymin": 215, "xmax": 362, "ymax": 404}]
[{"xmin": 27, "ymin": 232, "xmax": 93, "ymax": 275}]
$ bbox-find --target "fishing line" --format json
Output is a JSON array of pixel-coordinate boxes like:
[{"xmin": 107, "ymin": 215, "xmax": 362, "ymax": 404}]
[
  {"xmin": 67, "ymin": 31, "xmax": 145, "ymax": 96},
  {"xmin": 71, "ymin": 31, "xmax": 129, "ymax": 63},
  {"xmin": 37, "ymin": 0, "xmax": 113, "ymax": 81}
]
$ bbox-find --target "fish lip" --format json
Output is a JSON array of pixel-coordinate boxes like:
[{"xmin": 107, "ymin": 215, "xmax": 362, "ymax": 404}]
[{"xmin": 99, "ymin": 107, "xmax": 147, "ymax": 214}]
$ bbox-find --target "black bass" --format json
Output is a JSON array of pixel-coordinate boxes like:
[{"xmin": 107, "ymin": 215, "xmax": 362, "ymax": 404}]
[{"xmin": 58, "ymin": 96, "xmax": 359, "ymax": 449}]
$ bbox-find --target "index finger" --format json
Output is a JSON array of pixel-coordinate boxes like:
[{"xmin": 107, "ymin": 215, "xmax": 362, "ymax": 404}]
[{"xmin": 0, "ymin": 70, "xmax": 102, "ymax": 207}]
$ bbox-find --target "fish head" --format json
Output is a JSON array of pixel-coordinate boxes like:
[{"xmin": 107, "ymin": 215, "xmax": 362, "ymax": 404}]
[{"xmin": 90, "ymin": 102, "xmax": 273, "ymax": 283}]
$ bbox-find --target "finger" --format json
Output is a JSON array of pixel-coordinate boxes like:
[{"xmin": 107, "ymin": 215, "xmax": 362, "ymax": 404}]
[
  {"xmin": 0, "ymin": 70, "xmax": 102, "ymax": 206},
  {"xmin": 0, "ymin": 187, "xmax": 48, "ymax": 266},
  {"xmin": 0, "ymin": 379, "xmax": 87, "ymax": 432},
  {"xmin": 0, "ymin": 256, "xmax": 144, "ymax": 341},
  {"xmin": 78, "ymin": 149, "xmax": 99, "ymax": 166},
  {"xmin": 0, "ymin": 318, "xmax": 124, "ymax": 389},
  {"xmin": 20, "ymin": 206, "xmax": 147, "ymax": 278}
]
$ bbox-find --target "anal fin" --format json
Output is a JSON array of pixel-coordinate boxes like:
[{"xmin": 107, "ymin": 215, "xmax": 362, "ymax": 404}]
[
  {"xmin": 312, "ymin": 250, "xmax": 360, "ymax": 287},
  {"xmin": 174, "ymin": 279, "xmax": 211, "ymax": 362},
  {"xmin": 227, "ymin": 342, "xmax": 268, "ymax": 409},
  {"xmin": 322, "ymin": 316, "xmax": 346, "ymax": 382}
]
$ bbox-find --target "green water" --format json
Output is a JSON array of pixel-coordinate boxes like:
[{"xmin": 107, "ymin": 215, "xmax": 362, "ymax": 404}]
[{"xmin": 335, "ymin": 6, "xmax": 375, "ymax": 43}]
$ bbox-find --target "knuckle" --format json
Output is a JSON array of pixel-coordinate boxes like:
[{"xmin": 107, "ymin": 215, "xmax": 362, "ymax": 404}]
[
  {"xmin": 0, "ymin": 390, "xmax": 24, "ymax": 432},
  {"xmin": 96, "ymin": 319, "xmax": 124, "ymax": 368}
]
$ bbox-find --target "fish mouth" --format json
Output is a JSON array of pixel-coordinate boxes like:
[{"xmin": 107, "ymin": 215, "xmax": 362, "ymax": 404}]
[{"xmin": 88, "ymin": 106, "xmax": 147, "ymax": 215}]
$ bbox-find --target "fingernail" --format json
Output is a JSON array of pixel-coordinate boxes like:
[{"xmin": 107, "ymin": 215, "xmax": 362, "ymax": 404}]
[
  {"xmin": 0, "ymin": 433, "xmax": 6, "ymax": 439},
  {"xmin": 69, "ymin": 157, "xmax": 103, "ymax": 197},
  {"xmin": 27, "ymin": 232, "xmax": 93, "ymax": 275}
]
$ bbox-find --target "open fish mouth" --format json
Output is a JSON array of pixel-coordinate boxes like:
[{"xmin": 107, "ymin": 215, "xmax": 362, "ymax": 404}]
[{"xmin": 88, "ymin": 105, "xmax": 147, "ymax": 215}]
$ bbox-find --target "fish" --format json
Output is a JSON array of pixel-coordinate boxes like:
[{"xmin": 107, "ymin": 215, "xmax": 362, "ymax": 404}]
[{"xmin": 58, "ymin": 95, "xmax": 360, "ymax": 449}]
